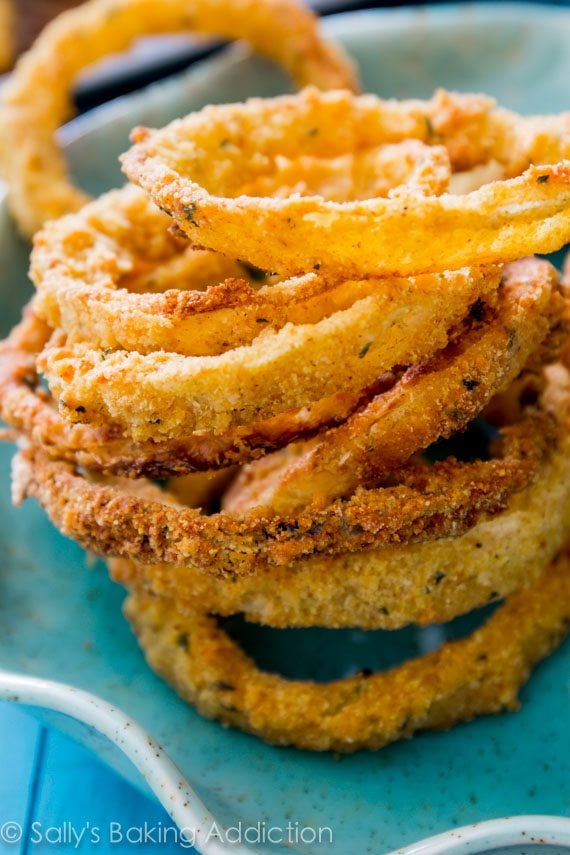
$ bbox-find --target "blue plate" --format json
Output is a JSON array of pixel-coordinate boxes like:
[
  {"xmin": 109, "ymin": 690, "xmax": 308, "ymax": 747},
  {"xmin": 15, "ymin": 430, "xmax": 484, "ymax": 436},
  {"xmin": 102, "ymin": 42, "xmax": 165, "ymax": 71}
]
[{"xmin": 1, "ymin": 5, "xmax": 570, "ymax": 853}]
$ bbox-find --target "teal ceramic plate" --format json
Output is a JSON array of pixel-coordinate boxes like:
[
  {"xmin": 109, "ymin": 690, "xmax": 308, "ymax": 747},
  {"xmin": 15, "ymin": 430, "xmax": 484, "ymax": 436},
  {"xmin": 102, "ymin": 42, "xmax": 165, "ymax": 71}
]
[{"xmin": 1, "ymin": 5, "xmax": 570, "ymax": 853}]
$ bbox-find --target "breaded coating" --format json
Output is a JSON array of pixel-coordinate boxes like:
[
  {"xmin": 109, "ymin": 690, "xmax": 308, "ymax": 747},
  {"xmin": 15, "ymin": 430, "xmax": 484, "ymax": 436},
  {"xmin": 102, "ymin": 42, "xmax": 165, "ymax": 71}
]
[{"xmin": 124, "ymin": 551, "xmax": 570, "ymax": 752}]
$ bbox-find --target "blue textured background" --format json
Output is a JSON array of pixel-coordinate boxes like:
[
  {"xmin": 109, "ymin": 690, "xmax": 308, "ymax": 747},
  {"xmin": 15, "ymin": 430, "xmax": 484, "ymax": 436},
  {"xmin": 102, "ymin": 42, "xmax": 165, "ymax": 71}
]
[{"xmin": 0, "ymin": 705, "xmax": 186, "ymax": 853}]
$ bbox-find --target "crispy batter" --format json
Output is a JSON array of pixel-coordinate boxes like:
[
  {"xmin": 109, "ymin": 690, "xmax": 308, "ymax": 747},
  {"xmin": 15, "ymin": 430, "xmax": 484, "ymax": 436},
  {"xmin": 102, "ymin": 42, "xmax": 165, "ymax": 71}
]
[
  {"xmin": 31, "ymin": 188, "xmax": 324, "ymax": 357},
  {"xmin": 240, "ymin": 138, "xmax": 451, "ymax": 199},
  {"xmin": 123, "ymin": 550, "xmax": 570, "ymax": 752},
  {"xmin": 122, "ymin": 87, "xmax": 570, "ymax": 277},
  {"xmin": 0, "ymin": 305, "xmax": 378, "ymax": 477},
  {"xmin": 110, "ymin": 387, "xmax": 570, "ymax": 628},
  {"xmin": 14, "ymin": 400, "xmax": 553, "ymax": 574},
  {"xmin": 0, "ymin": 0, "xmax": 358, "ymax": 237},
  {"xmin": 224, "ymin": 257, "xmax": 564, "ymax": 512},
  {"xmin": 39, "ymin": 266, "xmax": 499, "ymax": 439},
  {"xmin": 123, "ymin": 88, "xmax": 570, "ymax": 192},
  {"xmin": 33, "ymin": 162, "xmax": 450, "ymax": 356}
]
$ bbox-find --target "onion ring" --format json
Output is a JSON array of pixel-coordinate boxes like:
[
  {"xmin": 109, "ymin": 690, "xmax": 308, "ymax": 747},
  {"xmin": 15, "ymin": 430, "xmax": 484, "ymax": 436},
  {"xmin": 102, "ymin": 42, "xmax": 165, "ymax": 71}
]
[
  {"xmin": 39, "ymin": 266, "xmax": 500, "ymax": 439},
  {"xmin": 110, "ymin": 365, "xmax": 570, "ymax": 629},
  {"xmin": 224, "ymin": 257, "xmax": 564, "ymax": 513},
  {"xmin": 0, "ymin": 305, "xmax": 381, "ymax": 477},
  {"xmin": 123, "ymin": 549, "xmax": 570, "ymax": 752},
  {"xmin": 122, "ymin": 87, "xmax": 570, "ymax": 277},
  {"xmin": 13, "ymin": 400, "xmax": 552, "ymax": 574},
  {"xmin": 0, "ymin": 0, "xmax": 358, "ymax": 237},
  {"xmin": 32, "ymin": 147, "xmax": 450, "ymax": 355}
]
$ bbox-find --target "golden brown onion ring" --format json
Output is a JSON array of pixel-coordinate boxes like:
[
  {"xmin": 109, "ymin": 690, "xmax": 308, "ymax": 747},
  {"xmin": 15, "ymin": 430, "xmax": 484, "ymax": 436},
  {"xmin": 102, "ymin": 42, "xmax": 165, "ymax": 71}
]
[
  {"xmin": 110, "ymin": 371, "xmax": 570, "ymax": 629},
  {"xmin": 0, "ymin": 306, "xmax": 378, "ymax": 477},
  {"xmin": 32, "ymin": 150, "xmax": 450, "ymax": 356},
  {"xmin": 123, "ymin": 549, "xmax": 570, "ymax": 752},
  {"xmin": 39, "ymin": 266, "xmax": 500, "ymax": 439},
  {"xmin": 224, "ymin": 257, "xmax": 564, "ymax": 513},
  {"xmin": 0, "ymin": 0, "xmax": 358, "ymax": 237},
  {"xmin": 122, "ymin": 87, "xmax": 570, "ymax": 277},
  {"xmin": 13, "ymin": 405, "xmax": 551, "ymax": 575},
  {"xmin": 123, "ymin": 88, "xmax": 570, "ymax": 193}
]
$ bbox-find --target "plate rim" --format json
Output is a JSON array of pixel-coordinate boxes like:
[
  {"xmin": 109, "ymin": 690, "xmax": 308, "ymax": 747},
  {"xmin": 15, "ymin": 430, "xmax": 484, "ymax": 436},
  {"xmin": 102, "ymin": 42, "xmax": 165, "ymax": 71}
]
[{"xmin": 2, "ymin": 672, "xmax": 570, "ymax": 855}]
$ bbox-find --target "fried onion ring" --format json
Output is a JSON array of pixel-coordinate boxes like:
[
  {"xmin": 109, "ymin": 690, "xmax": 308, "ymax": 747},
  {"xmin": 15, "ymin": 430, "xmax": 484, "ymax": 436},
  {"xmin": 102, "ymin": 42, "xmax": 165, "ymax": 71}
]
[
  {"xmin": 122, "ymin": 87, "xmax": 570, "ymax": 277},
  {"xmin": 123, "ymin": 549, "xmax": 570, "ymax": 752},
  {"xmin": 13, "ymin": 397, "xmax": 553, "ymax": 574},
  {"xmin": 110, "ymin": 368, "xmax": 570, "ymax": 629},
  {"xmin": 0, "ymin": 0, "xmax": 358, "ymax": 237},
  {"xmin": 39, "ymin": 266, "xmax": 499, "ymax": 439},
  {"xmin": 224, "ymin": 257, "xmax": 564, "ymax": 513},
  {"xmin": 31, "ymin": 150, "xmax": 451, "ymax": 355},
  {"xmin": 1, "ymin": 305, "xmax": 381, "ymax": 477}
]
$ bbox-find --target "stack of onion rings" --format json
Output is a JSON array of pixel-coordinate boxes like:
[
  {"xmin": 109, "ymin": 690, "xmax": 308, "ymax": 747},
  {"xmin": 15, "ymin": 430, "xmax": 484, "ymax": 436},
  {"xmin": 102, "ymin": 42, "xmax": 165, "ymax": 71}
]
[
  {"xmin": 108, "ymin": 367, "xmax": 570, "ymax": 629},
  {"xmin": 2, "ymin": 11, "xmax": 570, "ymax": 751}
]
